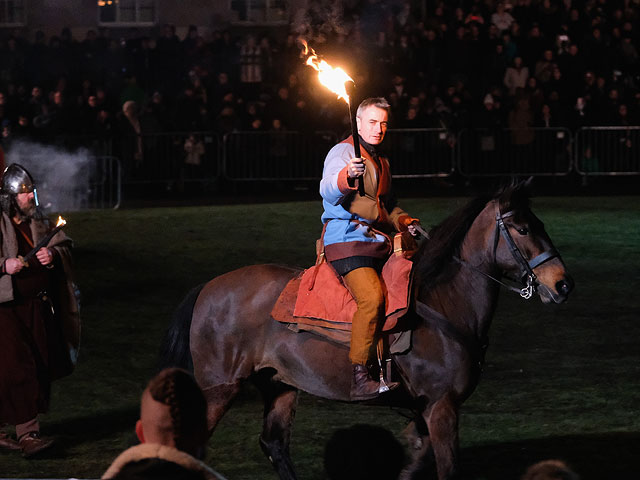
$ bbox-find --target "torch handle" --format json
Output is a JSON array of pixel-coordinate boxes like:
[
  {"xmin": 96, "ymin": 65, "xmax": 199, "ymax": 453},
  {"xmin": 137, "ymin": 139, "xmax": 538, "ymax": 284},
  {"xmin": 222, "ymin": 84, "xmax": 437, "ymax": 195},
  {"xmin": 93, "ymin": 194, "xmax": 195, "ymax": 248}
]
[
  {"xmin": 351, "ymin": 125, "xmax": 365, "ymax": 197},
  {"xmin": 22, "ymin": 225, "xmax": 63, "ymax": 262},
  {"xmin": 346, "ymin": 81, "xmax": 365, "ymax": 197}
]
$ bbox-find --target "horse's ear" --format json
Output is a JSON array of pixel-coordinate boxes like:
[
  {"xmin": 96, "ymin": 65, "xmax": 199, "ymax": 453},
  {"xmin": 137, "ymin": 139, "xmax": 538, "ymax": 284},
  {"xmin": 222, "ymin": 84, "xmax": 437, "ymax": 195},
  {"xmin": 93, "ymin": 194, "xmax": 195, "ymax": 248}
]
[
  {"xmin": 496, "ymin": 177, "xmax": 518, "ymax": 209},
  {"xmin": 523, "ymin": 175, "xmax": 534, "ymax": 188},
  {"xmin": 498, "ymin": 176, "xmax": 531, "ymax": 211},
  {"xmin": 523, "ymin": 175, "xmax": 535, "ymax": 195}
]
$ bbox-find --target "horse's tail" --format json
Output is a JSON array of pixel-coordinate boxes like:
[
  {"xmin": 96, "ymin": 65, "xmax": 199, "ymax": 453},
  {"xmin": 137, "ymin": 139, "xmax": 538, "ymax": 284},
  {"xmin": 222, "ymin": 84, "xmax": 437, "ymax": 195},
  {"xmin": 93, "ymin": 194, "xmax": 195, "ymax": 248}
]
[{"xmin": 157, "ymin": 284, "xmax": 204, "ymax": 373}]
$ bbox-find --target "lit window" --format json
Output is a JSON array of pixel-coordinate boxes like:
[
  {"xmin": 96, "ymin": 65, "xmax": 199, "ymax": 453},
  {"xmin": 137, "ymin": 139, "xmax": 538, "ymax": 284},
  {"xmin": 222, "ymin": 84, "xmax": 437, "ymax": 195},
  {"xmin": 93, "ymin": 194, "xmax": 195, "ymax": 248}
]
[
  {"xmin": 231, "ymin": 0, "xmax": 288, "ymax": 24},
  {"xmin": 98, "ymin": 0, "xmax": 155, "ymax": 25},
  {"xmin": 0, "ymin": 0, "xmax": 26, "ymax": 25}
]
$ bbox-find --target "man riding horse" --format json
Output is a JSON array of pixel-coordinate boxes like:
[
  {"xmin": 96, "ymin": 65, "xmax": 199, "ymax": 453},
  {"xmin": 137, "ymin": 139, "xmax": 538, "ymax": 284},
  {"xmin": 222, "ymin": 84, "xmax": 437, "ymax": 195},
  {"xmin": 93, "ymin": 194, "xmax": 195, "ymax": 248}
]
[{"xmin": 319, "ymin": 97, "xmax": 420, "ymax": 400}]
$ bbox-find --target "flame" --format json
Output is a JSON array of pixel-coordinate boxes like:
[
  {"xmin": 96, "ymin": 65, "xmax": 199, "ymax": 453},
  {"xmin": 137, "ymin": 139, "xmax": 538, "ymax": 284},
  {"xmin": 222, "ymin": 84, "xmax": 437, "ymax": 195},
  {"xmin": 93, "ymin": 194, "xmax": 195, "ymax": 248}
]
[
  {"xmin": 56, "ymin": 216, "xmax": 67, "ymax": 227},
  {"xmin": 302, "ymin": 41, "xmax": 353, "ymax": 103}
]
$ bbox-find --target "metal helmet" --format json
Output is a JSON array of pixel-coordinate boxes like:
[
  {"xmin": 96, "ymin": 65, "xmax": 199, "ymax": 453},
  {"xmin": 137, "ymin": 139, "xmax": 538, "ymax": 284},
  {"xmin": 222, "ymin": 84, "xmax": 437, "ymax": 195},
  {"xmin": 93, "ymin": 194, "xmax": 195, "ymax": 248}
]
[{"xmin": 1, "ymin": 163, "xmax": 39, "ymax": 206}]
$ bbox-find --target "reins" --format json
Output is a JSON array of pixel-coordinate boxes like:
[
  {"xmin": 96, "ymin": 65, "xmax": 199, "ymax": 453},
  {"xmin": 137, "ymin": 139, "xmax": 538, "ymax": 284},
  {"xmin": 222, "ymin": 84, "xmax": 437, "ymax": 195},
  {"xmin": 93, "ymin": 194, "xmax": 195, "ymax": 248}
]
[{"xmin": 412, "ymin": 223, "xmax": 519, "ymax": 295}]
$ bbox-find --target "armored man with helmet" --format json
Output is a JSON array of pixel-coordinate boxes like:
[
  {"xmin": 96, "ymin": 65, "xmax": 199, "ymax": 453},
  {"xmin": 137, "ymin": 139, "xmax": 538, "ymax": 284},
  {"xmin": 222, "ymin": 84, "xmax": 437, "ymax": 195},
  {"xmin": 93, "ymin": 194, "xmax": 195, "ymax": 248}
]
[
  {"xmin": 320, "ymin": 97, "xmax": 420, "ymax": 401},
  {"xmin": 0, "ymin": 164, "xmax": 80, "ymax": 457}
]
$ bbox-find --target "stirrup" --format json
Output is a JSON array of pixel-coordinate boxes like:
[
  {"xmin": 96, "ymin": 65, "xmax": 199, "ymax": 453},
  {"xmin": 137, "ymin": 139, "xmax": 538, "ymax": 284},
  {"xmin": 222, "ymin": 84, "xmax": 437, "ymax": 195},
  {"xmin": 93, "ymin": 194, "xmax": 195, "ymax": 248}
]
[
  {"xmin": 378, "ymin": 369, "xmax": 390, "ymax": 393},
  {"xmin": 376, "ymin": 347, "xmax": 394, "ymax": 393}
]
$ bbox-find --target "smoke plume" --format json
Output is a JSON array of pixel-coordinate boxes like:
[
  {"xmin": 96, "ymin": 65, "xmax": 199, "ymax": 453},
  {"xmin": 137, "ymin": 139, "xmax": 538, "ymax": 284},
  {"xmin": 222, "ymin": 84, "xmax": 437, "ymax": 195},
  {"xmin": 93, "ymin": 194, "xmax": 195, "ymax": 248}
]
[{"xmin": 5, "ymin": 140, "xmax": 95, "ymax": 212}]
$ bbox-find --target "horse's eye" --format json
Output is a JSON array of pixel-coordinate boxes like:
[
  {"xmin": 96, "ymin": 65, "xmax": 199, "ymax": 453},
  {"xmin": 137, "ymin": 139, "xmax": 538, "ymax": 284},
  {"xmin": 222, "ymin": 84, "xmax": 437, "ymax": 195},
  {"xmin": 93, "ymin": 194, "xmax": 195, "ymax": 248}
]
[{"xmin": 516, "ymin": 227, "xmax": 529, "ymax": 235}]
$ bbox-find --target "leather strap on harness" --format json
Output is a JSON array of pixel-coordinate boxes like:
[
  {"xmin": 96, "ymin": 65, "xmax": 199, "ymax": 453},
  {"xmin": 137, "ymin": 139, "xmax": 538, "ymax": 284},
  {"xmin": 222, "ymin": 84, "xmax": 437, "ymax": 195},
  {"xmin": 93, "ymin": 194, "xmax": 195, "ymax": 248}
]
[{"xmin": 309, "ymin": 222, "xmax": 329, "ymax": 291}]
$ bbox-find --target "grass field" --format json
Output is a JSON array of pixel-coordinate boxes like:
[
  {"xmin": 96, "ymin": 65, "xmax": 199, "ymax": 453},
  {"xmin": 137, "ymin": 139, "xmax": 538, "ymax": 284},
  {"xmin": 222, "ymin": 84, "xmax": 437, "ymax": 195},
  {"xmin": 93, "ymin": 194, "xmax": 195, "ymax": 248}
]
[{"xmin": 1, "ymin": 195, "xmax": 639, "ymax": 479}]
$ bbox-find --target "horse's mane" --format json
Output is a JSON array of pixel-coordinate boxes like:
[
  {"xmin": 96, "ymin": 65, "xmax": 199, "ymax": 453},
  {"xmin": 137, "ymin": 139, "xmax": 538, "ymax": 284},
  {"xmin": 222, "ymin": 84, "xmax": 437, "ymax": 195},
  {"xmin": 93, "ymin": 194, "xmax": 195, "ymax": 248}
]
[{"xmin": 413, "ymin": 182, "xmax": 531, "ymax": 291}]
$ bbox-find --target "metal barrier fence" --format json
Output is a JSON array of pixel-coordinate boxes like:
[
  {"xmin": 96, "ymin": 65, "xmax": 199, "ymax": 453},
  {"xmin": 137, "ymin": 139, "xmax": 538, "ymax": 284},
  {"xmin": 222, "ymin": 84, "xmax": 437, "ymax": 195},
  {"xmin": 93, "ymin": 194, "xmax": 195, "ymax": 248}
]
[
  {"xmin": 31, "ymin": 127, "xmax": 640, "ymax": 183},
  {"xmin": 457, "ymin": 127, "xmax": 573, "ymax": 176},
  {"xmin": 222, "ymin": 130, "xmax": 338, "ymax": 180},
  {"xmin": 86, "ymin": 156, "xmax": 122, "ymax": 209},
  {"xmin": 5, "ymin": 127, "xmax": 638, "ymax": 210},
  {"xmin": 114, "ymin": 131, "xmax": 221, "ymax": 184},
  {"xmin": 574, "ymin": 127, "xmax": 640, "ymax": 175},
  {"xmin": 384, "ymin": 128, "xmax": 455, "ymax": 177}
]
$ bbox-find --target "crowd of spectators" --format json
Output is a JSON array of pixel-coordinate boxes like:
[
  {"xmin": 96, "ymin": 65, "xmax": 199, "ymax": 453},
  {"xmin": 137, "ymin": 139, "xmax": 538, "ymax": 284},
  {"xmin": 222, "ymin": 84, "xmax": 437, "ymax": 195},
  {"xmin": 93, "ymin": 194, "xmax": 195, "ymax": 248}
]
[{"xmin": 0, "ymin": 0, "xmax": 638, "ymax": 156}]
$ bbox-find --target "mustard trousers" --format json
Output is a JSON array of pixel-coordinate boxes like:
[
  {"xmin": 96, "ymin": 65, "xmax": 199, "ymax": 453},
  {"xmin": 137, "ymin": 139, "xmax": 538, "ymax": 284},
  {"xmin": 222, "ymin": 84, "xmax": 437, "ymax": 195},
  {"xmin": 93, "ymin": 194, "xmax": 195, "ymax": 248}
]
[{"xmin": 342, "ymin": 267, "xmax": 385, "ymax": 365}]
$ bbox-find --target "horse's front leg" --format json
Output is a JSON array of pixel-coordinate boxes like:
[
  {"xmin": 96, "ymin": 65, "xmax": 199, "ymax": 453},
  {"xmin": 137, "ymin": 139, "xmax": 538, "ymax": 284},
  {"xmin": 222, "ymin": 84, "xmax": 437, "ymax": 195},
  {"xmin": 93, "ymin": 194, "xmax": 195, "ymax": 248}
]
[
  {"xmin": 400, "ymin": 416, "xmax": 434, "ymax": 480},
  {"xmin": 401, "ymin": 394, "xmax": 459, "ymax": 480},
  {"xmin": 427, "ymin": 394, "xmax": 460, "ymax": 480}
]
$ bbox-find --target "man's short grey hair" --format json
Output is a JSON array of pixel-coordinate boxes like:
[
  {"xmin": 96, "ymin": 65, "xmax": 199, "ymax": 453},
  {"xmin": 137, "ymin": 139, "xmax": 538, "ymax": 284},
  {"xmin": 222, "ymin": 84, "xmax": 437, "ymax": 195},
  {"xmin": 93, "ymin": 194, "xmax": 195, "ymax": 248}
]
[{"xmin": 356, "ymin": 97, "xmax": 391, "ymax": 117}]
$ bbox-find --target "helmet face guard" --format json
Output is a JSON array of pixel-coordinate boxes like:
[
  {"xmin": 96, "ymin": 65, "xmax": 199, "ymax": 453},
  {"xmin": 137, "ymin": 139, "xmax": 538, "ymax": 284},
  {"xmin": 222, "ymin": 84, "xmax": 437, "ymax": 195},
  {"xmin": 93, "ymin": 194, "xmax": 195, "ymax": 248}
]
[{"xmin": 1, "ymin": 163, "xmax": 39, "ymax": 207}]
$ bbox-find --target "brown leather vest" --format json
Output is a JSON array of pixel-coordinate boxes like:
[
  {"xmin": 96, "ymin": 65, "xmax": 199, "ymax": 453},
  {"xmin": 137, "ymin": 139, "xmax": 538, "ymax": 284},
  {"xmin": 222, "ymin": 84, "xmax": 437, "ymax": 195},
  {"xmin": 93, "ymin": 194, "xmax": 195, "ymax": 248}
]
[{"xmin": 339, "ymin": 136, "xmax": 393, "ymax": 226}]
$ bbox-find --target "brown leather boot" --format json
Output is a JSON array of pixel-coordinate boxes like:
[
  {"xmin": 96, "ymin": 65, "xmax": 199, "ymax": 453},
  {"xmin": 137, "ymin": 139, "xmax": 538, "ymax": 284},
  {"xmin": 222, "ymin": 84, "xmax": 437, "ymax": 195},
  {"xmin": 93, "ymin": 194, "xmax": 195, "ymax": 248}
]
[
  {"xmin": 351, "ymin": 364, "xmax": 382, "ymax": 400},
  {"xmin": 19, "ymin": 432, "xmax": 54, "ymax": 458},
  {"xmin": 0, "ymin": 431, "xmax": 20, "ymax": 451}
]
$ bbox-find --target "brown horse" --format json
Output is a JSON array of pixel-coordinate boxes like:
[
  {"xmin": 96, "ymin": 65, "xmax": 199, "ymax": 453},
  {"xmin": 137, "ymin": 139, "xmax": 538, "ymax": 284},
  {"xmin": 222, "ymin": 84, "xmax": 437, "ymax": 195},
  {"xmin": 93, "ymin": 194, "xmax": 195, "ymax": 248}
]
[{"xmin": 160, "ymin": 183, "xmax": 573, "ymax": 480}]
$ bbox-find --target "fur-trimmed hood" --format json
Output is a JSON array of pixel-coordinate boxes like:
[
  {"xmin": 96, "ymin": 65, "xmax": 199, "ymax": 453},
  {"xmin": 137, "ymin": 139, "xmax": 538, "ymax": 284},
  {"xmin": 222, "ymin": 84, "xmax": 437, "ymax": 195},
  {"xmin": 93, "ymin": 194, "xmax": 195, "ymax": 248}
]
[{"xmin": 102, "ymin": 443, "xmax": 227, "ymax": 480}]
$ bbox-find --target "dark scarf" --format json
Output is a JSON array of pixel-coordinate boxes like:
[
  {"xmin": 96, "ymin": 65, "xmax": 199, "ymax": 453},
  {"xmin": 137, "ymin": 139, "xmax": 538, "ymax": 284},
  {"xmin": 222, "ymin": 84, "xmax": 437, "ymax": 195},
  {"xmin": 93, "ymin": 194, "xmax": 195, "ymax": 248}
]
[
  {"xmin": 358, "ymin": 135, "xmax": 377, "ymax": 158},
  {"xmin": 358, "ymin": 135, "xmax": 386, "ymax": 164}
]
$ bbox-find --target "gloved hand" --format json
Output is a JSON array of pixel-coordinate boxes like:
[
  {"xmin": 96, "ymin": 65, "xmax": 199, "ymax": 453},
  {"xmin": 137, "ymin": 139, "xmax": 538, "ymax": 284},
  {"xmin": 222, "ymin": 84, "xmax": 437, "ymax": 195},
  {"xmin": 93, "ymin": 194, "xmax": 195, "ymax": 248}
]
[
  {"xmin": 347, "ymin": 157, "xmax": 365, "ymax": 178},
  {"xmin": 399, "ymin": 215, "xmax": 421, "ymax": 237}
]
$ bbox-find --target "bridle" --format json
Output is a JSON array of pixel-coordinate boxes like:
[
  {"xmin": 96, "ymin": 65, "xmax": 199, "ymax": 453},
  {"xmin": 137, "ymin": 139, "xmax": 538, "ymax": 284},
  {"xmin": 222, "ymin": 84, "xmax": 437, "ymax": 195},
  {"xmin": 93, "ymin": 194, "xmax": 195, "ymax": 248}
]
[
  {"xmin": 489, "ymin": 203, "xmax": 560, "ymax": 298},
  {"xmin": 414, "ymin": 201, "xmax": 560, "ymax": 300}
]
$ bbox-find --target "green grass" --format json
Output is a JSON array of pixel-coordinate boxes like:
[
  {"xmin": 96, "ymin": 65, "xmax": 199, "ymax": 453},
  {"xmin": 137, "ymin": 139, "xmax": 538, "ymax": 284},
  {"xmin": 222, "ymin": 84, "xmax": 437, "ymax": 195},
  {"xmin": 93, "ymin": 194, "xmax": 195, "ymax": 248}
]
[{"xmin": 1, "ymin": 196, "xmax": 639, "ymax": 479}]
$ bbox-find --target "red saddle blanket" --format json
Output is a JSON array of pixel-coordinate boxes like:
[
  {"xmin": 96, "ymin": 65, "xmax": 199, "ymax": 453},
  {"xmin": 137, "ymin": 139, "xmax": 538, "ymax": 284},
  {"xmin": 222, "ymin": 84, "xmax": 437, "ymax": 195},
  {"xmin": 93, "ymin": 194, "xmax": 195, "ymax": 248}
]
[{"xmin": 271, "ymin": 252, "xmax": 413, "ymax": 334}]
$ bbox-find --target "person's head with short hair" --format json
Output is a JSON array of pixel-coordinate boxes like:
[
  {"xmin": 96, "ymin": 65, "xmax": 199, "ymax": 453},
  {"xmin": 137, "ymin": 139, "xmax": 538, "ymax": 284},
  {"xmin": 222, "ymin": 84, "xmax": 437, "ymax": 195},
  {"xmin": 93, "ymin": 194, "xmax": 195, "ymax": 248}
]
[
  {"xmin": 135, "ymin": 368, "xmax": 209, "ymax": 459},
  {"xmin": 277, "ymin": 87, "xmax": 289, "ymax": 100},
  {"xmin": 356, "ymin": 97, "xmax": 391, "ymax": 146},
  {"xmin": 520, "ymin": 459, "xmax": 580, "ymax": 480},
  {"xmin": 122, "ymin": 100, "xmax": 138, "ymax": 118},
  {"xmin": 484, "ymin": 94, "xmax": 495, "ymax": 109},
  {"xmin": 163, "ymin": 24, "xmax": 175, "ymax": 37},
  {"xmin": 53, "ymin": 90, "xmax": 64, "ymax": 106}
]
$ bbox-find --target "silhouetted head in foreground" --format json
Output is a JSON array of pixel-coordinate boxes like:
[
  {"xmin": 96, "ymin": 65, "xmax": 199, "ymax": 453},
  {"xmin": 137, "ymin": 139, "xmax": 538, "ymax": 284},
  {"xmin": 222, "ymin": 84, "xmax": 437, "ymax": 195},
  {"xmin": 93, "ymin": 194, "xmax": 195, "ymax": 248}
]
[
  {"xmin": 324, "ymin": 424, "xmax": 405, "ymax": 480},
  {"xmin": 520, "ymin": 459, "xmax": 580, "ymax": 480}
]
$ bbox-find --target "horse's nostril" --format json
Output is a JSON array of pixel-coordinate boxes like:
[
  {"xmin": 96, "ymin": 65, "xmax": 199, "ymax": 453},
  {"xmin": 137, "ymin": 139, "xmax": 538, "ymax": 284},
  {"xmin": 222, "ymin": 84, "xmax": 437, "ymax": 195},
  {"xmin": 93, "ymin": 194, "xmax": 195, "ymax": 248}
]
[{"xmin": 556, "ymin": 276, "xmax": 574, "ymax": 295}]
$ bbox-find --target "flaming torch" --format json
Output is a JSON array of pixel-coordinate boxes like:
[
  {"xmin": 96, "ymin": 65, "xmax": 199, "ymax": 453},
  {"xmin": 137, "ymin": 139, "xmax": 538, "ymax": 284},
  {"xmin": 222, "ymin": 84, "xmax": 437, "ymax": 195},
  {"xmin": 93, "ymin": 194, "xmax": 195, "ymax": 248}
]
[
  {"xmin": 303, "ymin": 42, "xmax": 365, "ymax": 196},
  {"xmin": 21, "ymin": 216, "xmax": 67, "ymax": 264}
]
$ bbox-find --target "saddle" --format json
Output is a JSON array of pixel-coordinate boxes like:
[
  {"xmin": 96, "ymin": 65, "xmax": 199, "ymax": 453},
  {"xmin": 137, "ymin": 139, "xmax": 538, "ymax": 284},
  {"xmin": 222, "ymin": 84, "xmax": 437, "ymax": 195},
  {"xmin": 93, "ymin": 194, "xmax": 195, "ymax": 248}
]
[{"xmin": 271, "ymin": 233, "xmax": 416, "ymax": 353}]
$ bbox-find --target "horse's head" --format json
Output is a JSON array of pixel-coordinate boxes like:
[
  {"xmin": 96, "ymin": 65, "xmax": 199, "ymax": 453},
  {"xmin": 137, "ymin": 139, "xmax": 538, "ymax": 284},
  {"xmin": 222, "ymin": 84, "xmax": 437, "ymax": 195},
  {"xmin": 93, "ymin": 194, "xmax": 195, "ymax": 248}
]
[{"xmin": 491, "ymin": 182, "xmax": 574, "ymax": 304}]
